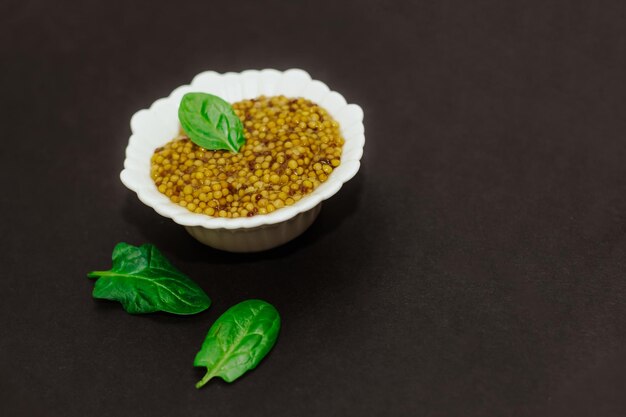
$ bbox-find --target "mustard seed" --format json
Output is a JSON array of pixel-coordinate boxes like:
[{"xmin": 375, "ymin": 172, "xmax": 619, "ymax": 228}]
[{"xmin": 150, "ymin": 95, "xmax": 344, "ymax": 218}]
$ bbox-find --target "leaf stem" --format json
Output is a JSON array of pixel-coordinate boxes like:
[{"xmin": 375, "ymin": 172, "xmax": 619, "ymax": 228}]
[
  {"xmin": 87, "ymin": 270, "xmax": 110, "ymax": 278},
  {"xmin": 196, "ymin": 370, "xmax": 215, "ymax": 389}
]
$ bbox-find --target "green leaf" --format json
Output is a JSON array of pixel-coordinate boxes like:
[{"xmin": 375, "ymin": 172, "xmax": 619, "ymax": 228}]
[
  {"xmin": 178, "ymin": 92, "xmax": 246, "ymax": 153},
  {"xmin": 87, "ymin": 243, "xmax": 211, "ymax": 315},
  {"xmin": 194, "ymin": 300, "xmax": 281, "ymax": 387}
]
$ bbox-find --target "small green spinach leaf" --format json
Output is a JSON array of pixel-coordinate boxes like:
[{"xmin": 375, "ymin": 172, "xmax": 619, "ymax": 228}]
[
  {"xmin": 194, "ymin": 299, "xmax": 280, "ymax": 387},
  {"xmin": 178, "ymin": 92, "xmax": 246, "ymax": 153},
  {"xmin": 87, "ymin": 243, "xmax": 211, "ymax": 315}
]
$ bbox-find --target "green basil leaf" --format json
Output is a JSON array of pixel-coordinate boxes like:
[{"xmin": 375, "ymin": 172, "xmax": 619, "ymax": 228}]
[
  {"xmin": 87, "ymin": 243, "xmax": 211, "ymax": 315},
  {"xmin": 178, "ymin": 92, "xmax": 246, "ymax": 153},
  {"xmin": 194, "ymin": 299, "xmax": 280, "ymax": 387}
]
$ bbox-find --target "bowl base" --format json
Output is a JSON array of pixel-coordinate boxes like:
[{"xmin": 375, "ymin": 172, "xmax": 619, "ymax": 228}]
[{"xmin": 184, "ymin": 204, "xmax": 322, "ymax": 252}]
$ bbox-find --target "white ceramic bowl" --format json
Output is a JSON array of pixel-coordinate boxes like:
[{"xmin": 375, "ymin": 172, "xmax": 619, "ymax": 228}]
[{"xmin": 120, "ymin": 69, "xmax": 365, "ymax": 252}]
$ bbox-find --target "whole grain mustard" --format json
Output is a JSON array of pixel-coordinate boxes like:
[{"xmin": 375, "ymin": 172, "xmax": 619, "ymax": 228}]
[{"xmin": 150, "ymin": 95, "xmax": 344, "ymax": 218}]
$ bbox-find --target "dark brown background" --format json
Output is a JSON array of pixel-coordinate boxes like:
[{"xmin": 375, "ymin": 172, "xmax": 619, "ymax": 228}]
[{"xmin": 1, "ymin": 1, "xmax": 626, "ymax": 416}]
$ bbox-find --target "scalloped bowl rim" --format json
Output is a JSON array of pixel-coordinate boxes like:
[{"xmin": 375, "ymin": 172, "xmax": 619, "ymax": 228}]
[{"xmin": 120, "ymin": 68, "xmax": 365, "ymax": 230}]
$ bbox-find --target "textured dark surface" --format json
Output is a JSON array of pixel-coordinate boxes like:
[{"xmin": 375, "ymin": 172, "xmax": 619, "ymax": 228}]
[{"xmin": 1, "ymin": 1, "xmax": 626, "ymax": 416}]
